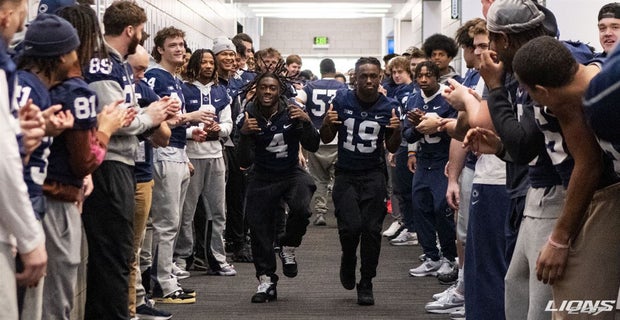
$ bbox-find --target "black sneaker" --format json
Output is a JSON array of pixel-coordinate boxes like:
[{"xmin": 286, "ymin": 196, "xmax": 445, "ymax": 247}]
[
  {"xmin": 136, "ymin": 303, "xmax": 172, "ymax": 320},
  {"xmin": 232, "ymin": 242, "xmax": 253, "ymax": 263},
  {"xmin": 438, "ymin": 267, "xmax": 459, "ymax": 285},
  {"xmin": 251, "ymin": 275, "xmax": 278, "ymax": 303},
  {"xmin": 153, "ymin": 290, "xmax": 195, "ymax": 304},
  {"xmin": 356, "ymin": 281, "xmax": 374, "ymax": 306},
  {"xmin": 340, "ymin": 254, "xmax": 356, "ymax": 290},
  {"xmin": 386, "ymin": 225, "xmax": 406, "ymax": 241},
  {"xmin": 279, "ymin": 246, "xmax": 298, "ymax": 278},
  {"xmin": 181, "ymin": 287, "xmax": 196, "ymax": 297},
  {"xmin": 192, "ymin": 257, "xmax": 208, "ymax": 271}
]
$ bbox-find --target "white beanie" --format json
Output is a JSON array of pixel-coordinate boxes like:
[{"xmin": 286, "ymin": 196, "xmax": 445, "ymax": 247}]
[{"xmin": 213, "ymin": 36, "xmax": 235, "ymax": 55}]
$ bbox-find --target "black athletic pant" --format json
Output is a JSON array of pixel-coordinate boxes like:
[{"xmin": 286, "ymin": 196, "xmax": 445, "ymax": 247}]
[
  {"xmin": 245, "ymin": 167, "xmax": 315, "ymax": 278},
  {"xmin": 82, "ymin": 161, "xmax": 135, "ymax": 319},
  {"xmin": 332, "ymin": 169, "xmax": 387, "ymax": 281}
]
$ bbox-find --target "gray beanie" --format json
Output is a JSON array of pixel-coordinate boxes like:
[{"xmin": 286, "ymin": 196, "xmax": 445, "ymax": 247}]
[
  {"xmin": 23, "ymin": 13, "xmax": 80, "ymax": 57},
  {"xmin": 487, "ymin": 0, "xmax": 546, "ymax": 34},
  {"xmin": 212, "ymin": 36, "xmax": 235, "ymax": 55}
]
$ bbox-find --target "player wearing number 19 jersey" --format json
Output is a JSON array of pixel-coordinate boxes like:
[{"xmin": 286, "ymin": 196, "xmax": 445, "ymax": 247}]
[{"xmin": 321, "ymin": 57, "xmax": 401, "ymax": 306}]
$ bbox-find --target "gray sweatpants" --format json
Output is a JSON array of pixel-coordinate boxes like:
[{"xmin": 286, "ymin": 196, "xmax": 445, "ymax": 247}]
[
  {"xmin": 307, "ymin": 144, "xmax": 337, "ymax": 216},
  {"xmin": 176, "ymin": 157, "xmax": 227, "ymax": 269},
  {"xmin": 504, "ymin": 186, "xmax": 565, "ymax": 320},
  {"xmin": 42, "ymin": 198, "xmax": 82, "ymax": 320},
  {"xmin": 151, "ymin": 160, "xmax": 190, "ymax": 296}
]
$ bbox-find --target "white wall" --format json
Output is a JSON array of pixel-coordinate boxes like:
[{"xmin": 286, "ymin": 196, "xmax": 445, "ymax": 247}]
[
  {"xmin": 28, "ymin": 0, "xmax": 237, "ymax": 53},
  {"xmin": 259, "ymin": 18, "xmax": 383, "ymax": 56},
  {"xmin": 396, "ymin": 20, "xmax": 416, "ymax": 53},
  {"xmin": 422, "ymin": 1, "xmax": 442, "ymax": 40},
  {"xmin": 547, "ymin": 0, "xmax": 608, "ymax": 52}
]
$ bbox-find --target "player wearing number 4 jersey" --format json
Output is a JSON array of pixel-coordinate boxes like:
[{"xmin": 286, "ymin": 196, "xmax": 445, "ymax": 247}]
[
  {"xmin": 237, "ymin": 66, "xmax": 319, "ymax": 303},
  {"xmin": 320, "ymin": 57, "xmax": 401, "ymax": 306}
]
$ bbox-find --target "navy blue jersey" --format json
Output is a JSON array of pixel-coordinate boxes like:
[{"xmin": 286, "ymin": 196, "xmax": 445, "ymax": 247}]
[
  {"xmin": 382, "ymin": 79, "xmax": 398, "ymax": 98},
  {"xmin": 532, "ymin": 102, "xmax": 574, "ymax": 187},
  {"xmin": 229, "ymin": 70, "xmax": 255, "ymax": 99},
  {"xmin": 391, "ymin": 82, "xmax": 416, "ymax": 108},
  {"xmin": 1, "ymin": 38, "xmax": 17, "ymax": 109},
  {"xmin": 514, "ymin": 88, "xmax": 563, "ymax": 188},
  {"xmin": 403, "ymin": 87, "xmax": 456, "ymax": 167},
  {"xmin": 460, "ymin": 69, "xmax": 481, "ymax": 169},
  {"xmin": 146, "ymin": 67, "xmax": 186, "ymax": 149},
  {"xmin": 461, "ymin": 69, "xmax": 481, "ymax": 90},
  {"xmin": 182, "ymin": 81, "xmax": 231, "ymax": 116},
  {"xmin": 236, "ymin": 102, "xmax": 308, "ymax": 174},
  {"xmin": 47, "ymin": 78, "xmax": 98, "ymax": 188},
  {"xmin": 134, "ymin": 80, "xmax": 159, "ymax": 183},
  {"xmin": 135, "ymin": 79, "xmax": 159, "ymax": 108},
  {"xmin": 393, "ymin": 83, "xmax": 417, "ymax": 148},
  {"xmin": 302, "ymin": 78, "xmax": 348, "ymax": 129},
  {"xmin": 584, "ymin": 45, "xmax": 620, "ymax": 176},
  {"xmin": 331, "ymin": 89, "xmax": 400, "ymax": 172},
  {"xmin": 17, "ymin": 70, "xmax": 52, "ymax": 197}
]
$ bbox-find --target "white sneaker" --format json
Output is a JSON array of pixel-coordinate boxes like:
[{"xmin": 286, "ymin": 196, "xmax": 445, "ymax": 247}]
[
  {"xmin": 207, "ymin": 263, "xmax": 237, "ymax": 276},
  {"xmin": 409, "ymin": 258, "xmax": 442, "ymax": 277},
  {"xmin": 425, "ymin": 289, "xmax": 465, "ymax": 314},
  {"xmin": 437, "ymin": 258, "xmax": 456, "ymax": 276},
  {"xmin": 389, "ymin": 229, "xmax": 418, "ymax": 246},
  {"xmin": 172, "ymin": 262, "xmax": 190, "ymax": 280},
  {"xmin": 382, "ymin": 221, "xmax": 402, "ymax": 237},
  {"xmin": 432, "ymin": 283, "xmax": 457, "ymax": 300}
]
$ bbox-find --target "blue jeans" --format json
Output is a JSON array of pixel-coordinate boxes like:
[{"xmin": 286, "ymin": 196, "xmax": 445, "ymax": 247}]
[
  {"xmin": 411, "ymin": 163, "xmax": 456, "ymax": 261},
  {"xmin": 393, "ymin": 146, "xmax": 414, "ymax": 231}
]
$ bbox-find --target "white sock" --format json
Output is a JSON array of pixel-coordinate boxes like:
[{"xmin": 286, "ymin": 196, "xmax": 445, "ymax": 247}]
[{"xmin": 456, "ymin": 267, "xmax": 465, "ymax": 294}]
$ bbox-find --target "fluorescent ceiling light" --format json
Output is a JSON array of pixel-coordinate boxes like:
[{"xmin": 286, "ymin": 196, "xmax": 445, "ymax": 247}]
[
  {"xmin": 245, "ymin": 2, "xmax": 392, "ymax": 19},
  {"xmin": 247, "ymin": 2, "xmax": 392, "ymax": 9}
]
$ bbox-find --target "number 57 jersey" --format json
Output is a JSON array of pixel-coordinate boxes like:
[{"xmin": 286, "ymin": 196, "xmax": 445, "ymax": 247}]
[
  {"xmin": 302, "ymin": 78, "xmax": 348, "ymax": 129},
  {"xmin": 331, "ymin": 88, "xmax": 400, "ymax": 172}
]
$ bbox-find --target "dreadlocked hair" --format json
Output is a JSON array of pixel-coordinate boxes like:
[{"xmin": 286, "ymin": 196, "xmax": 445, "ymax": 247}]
[
  {"xmin": 56, "ymin": 4, "xmax": 108, "ymax": 69},
  {"xmin": 185, "ymin": 49, "xmax": 219, "ymax": 85},
  {"xmin": 241, "ymin": 58, "xmax": 292, "ymax": 104},
  {"xmin": 17, "ymin": 56, "xmax": 61, "ymax": 80}
]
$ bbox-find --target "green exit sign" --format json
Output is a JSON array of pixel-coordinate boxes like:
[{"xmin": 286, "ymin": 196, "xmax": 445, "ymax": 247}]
[{"xmin": 314, "ymin": 36, "xmax": 328, "ymax": 45}]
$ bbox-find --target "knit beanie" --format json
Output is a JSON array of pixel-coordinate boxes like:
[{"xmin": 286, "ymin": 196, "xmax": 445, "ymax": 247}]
[
  {"xmin": 38, "ymin": 0, "xmax": 76, "ymax": 15},
  {"xmin": 486, "ymin": 0, "xmax": 545, "ymax": 34},
  {"xmin": 23, "ymin": 14, "xmax": 80, "ymax": 57},
  {"xmin": 212, "ymin": 36, "xmax": 235, "ymax": 55}
]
